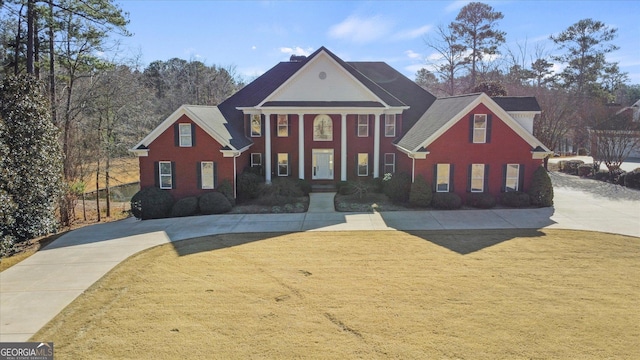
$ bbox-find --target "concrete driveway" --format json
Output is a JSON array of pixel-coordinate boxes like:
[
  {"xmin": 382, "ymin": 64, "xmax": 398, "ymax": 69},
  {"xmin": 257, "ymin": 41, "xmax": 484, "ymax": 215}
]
[{"xmin": 1, "ymin": 172, "xmax": 639, "ymax": 342}]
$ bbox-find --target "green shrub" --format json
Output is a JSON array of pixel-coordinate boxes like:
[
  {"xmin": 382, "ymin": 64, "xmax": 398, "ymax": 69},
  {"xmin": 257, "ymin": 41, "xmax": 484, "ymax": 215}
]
[
  {"xmin": 616, "ymin": 172, "xmax": 627, "ymax": 186},
  {"xmin": 383, "ymin": 172, "xmax": 411, "ymax": 203},
  {"xmin": 624, "ymin": 169, "xmax": 640, "ymax": 189},
  {"xmin": 501, "ymin": 191, "xmax": 530, "ymax": 208},
  {"xmin": 171, "ymin": 196, "xmax": 199, "ymax": 217},
  {"xmin": 409, "ymin": 175, "xmax": 432, "ymax": 207},
  {"xmin": 336, "ymin": 181, "xmax": 350, "ymax": 195},
  {"xmin": 466, "ymin": 192, "xmax": 496, "ymax": 209},
  {"xmin": 130, "ymin": 187, "xmax": 174, "ymax": 220},
  {"xmin": 560, "ymin": 160, "xmax": 584, "ymax": 175},
  {"xmin": 528, "ymin": 166, "xmax": 554, "ymax": 207},
  {"xmin": 368, "ymin": 177, "xmax": 383, "ymax": 193},
  {"xmin": 199, "ymin": 192, "xmax": 232, "ymax": 215},
  {"xmin": 578, "ymin": 164, "xmax": 593, "ymax": 177},
  {"xmin": 342, "ymin": 180, "xmax": 374, "ymax": 199},
  {"xmin": 237, "ymin": 171, "xmax": 263, "ymax": 201},
  {"xmin": 256, "ymin": 178, "xmax": 304, "ymax": 206},
  {"xmin": 432, "ymin": 192, "xmax": 462, "ymax": 210},
  {"xmin": 296, "ymin": 179, "xmax": 312, "ymax": 196},
  {"xmin": 217, "ymin": 179, "xmax": 236, "ymax": 206},
  {"xmin": 610, "ymin": 169, "xmax": 626, "ymax": 184},
  {"xmin": 594, "ymin": 170, "xmax": 610, "ymax": 181}
]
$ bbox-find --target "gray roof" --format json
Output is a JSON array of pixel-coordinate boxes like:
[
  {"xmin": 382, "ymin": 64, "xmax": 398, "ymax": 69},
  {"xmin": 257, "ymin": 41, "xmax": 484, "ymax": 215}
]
[
  {"xmin": 491, "ymin": 96, "xmax": 541, "ymax": 112},
  {"xmin": 397, "ymin": 94, "xmax": 481, "ymax": 151}
]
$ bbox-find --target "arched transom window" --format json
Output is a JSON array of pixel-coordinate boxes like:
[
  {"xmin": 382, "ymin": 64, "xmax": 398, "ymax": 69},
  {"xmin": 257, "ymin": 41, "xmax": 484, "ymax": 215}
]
[{"xmin": 313, "ymin": 114, "xmax": 333, "ymax": 141}]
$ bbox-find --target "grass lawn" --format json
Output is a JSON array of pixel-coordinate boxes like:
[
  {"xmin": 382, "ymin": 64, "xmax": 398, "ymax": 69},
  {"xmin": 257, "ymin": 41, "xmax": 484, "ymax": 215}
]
[{"xmin": 33, "ymin": 230, "xmax": 640, "ymax": 359}]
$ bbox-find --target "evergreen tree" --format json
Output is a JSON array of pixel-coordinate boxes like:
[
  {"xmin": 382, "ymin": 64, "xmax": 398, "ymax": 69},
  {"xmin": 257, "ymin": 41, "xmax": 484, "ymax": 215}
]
[
  {"xmin": 0, "ymin": 114, "xmax": 18, "ymax": 256},
  {"xmin": 451, "ymin": 2, "xmax": 506, "ymax": 89},
  {"xmin": 528, "ymin": 166, "xmax": 554, "ymax": 207},
  {"xmin": 0, "ymin": 75, "xmax": 63, "ymax": 242}
]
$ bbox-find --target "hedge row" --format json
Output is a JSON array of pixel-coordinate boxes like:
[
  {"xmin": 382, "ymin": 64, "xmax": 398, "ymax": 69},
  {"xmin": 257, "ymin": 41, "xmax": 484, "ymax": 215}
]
[{"xmin": 131, "ymin": 186, "xmax": 234, "ymax": 220}]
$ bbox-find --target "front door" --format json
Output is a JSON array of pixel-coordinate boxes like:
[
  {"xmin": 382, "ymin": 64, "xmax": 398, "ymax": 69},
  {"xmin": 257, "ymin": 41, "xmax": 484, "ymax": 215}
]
[{"xmin": 312, "ymin": 149, "xmax": 334, "ymax": 180}]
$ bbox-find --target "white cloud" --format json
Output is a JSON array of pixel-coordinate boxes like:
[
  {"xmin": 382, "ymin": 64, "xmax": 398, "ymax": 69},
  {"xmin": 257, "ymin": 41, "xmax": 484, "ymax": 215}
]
[
  {"xmin": 279, "ymin": 46, "xmax": 313, "ymax": 56},
  {"xmin": 251, "ymin": 46, "xmax": 257, "ymax": 50},
  {"xmin": 394, "ymin": 25, "xmax": 432, "ymax": 40},
  {"xmin": 328, "ymin": 15, "xmax": 393, "ymax": 44},
  {"xmin": 405, "ymin": 50, "xmax": 422, "ymax": 60}
]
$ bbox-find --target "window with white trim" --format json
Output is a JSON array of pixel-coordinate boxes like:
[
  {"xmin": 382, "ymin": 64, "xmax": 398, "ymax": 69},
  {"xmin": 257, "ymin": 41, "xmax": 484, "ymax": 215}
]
[
  {"xmin": 471, "ymin": 164, "xmax": 485, "ymax": 192},
  {"xmin": 179, "ymin": 123, "xmax": 192, "ymax": 147},
  {"xmin": 384, "ymin": 153, "xmax": 395, "ymax": 174},
  {"xmin": 473, "ymin": 114, "xmax": 487, "ymax": 143},
  {"xmin": 505, "ymin": 164, "xmax": 520, "ymax": 192},
  {"xmin": 277, "ymin": 153, "xmax": 289, "ymax": 176},
  {"xmin": 250, "ymin": 114, "xmax": 261, "ymax": 137},
  {"xmin": 357, "ymin": 115, "xmax": 369, "ymax": 137},
  {"xmin": 277, "ymin": 114, "xmax": 288, "ymax": 137},
  {"xmin": 385, "ymin": 114, "xmax": 396, "ymax": 137},
  {"xmin": 357, "ymin": 153, "xmax": 369, "ymax": 176},
  {"xmin": 436, "ymin": 164, "xmax": 450, "ymax": 192},
  {"xmin": 251, "ymin": 153, "xmax": 262, "ymax": 167},
  {"xmin": 201, "ymin": 162, "xmax": 215, "ymax": 189},
  {"xmin": 159, "ymin": 161, "xmax": 173, "ymax": 189}
]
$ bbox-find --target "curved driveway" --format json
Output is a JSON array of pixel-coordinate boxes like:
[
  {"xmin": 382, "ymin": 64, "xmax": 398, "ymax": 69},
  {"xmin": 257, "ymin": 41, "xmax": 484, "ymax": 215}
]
[{"xmin": 1, "ymin": 172, "xmax": 639, "ymax": 342}]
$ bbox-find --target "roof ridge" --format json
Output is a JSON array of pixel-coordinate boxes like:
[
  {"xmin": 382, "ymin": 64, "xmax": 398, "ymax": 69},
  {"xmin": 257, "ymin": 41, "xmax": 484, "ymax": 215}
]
[{"xmin": 437, "ymin": 93, "xmax": 482, "ymax": 100}]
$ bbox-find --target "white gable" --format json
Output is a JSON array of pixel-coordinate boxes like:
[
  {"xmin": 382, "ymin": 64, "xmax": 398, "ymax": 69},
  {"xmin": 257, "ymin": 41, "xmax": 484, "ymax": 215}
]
[{"xmin": 260, "ymin": 51, "xmax": 381, "ymax": 104}]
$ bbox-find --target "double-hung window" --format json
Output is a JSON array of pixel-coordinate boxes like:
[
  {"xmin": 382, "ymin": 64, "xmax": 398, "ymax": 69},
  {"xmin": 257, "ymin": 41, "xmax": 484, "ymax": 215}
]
[
  {"xmin": 470, "ymin": 164, "xmax": 485, "ymax": 192},
  {"xmin": 277, "ymin": 153, "xmax": 289, "ymax": 176},
  {"xmin": 200, "ymin": 162, "xmax": 215, "ymax": 189},
  {"xmin": 179, "ymin": 123, "xmax": 192, "ymax": 147},
  {"xmin": 251, "ymin": 153, "xmax": 262, "ymax": 167},
  {"xmin": 277, "ymin": 114, "xmax": 288, "ymax": 137},
  {"xmin": 473, "ymin": 114, "xmax": 487, "ymax": 143},
  {"xmin": 505, "ymin": 164, "xmax": 520, "ymax": 192},
  {"xmin": 384, "ymin": 153, "xmax": 395, "ymax": 174},
  {"xmin": 159, "ymin": 161, "xmax": 173, "ymax": 189},
  {"xmin": 436, "ymin": 164, "xmax": 450, "ymax": 192},
  {"xmin": 357, "ymin": 153, "xmax": 369, "ymax": 176},
  {"xmin": 385, "ymin": 114, "xmax": 396, "ymax": 137},
  {"xmin": 357, "ymin": 115, "xmax": 369, "ymax": 137},
  {"xmin": 250, "ymin": 114, "xmax": 261, "ymax": 137}
]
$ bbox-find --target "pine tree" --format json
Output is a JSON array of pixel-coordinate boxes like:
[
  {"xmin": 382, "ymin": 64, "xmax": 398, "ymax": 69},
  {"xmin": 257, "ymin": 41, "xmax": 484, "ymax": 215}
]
[{"xmin": 0, "ymin": 75, "xmax": 63, "ymax": 242}]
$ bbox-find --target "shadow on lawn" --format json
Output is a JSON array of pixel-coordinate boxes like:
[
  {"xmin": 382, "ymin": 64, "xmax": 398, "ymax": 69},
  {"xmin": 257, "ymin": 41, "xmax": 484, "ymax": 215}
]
[
  {"xmin": 405, "ymin": 229, "xmax": 547, "ymax": 255},
  {"xmin": 170, "ymin": 232, "xmax": 289, "ymax": 257}
]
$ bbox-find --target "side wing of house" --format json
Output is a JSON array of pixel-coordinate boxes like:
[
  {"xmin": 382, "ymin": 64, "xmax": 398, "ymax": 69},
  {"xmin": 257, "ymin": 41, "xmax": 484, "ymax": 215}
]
[
  {"xmin": 130, "ymin": 105, "xmax": 250, "ymax": 199},
  {"xmin": 397, "ymin": 93, "xmax": 552, "ymax": 201}
]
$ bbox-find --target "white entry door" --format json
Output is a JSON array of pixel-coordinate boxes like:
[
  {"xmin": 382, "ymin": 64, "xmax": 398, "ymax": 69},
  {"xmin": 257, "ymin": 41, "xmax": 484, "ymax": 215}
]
[{"xmin": 312, "ymin": 149, "xmax": 334, "ymax": 180}]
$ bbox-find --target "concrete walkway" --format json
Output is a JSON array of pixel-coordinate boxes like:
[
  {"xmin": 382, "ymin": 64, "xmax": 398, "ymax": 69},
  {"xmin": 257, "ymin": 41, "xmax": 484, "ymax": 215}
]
[{"xmin": 1, "ymin": 175, "xmax": 639, "ymax": 342}]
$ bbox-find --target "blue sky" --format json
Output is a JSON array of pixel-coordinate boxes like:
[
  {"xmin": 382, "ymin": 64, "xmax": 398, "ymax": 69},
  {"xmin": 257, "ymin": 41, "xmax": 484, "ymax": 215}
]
[{"xmin": 114, "ymin": 1, "xmax": 640, "ymax": 84}]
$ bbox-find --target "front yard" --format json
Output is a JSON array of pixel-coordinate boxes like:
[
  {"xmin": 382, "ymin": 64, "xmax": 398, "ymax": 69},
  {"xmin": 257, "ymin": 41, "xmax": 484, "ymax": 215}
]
[{"xmin": 33, "ymin": 229, "xmax": 640, "ymax": 359}]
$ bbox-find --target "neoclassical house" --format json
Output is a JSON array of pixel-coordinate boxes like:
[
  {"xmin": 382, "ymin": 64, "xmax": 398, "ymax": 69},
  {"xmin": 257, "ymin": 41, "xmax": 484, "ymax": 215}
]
[{"xmin": 131, "ymin": 47, "xmax": 551, "ymax": 201}]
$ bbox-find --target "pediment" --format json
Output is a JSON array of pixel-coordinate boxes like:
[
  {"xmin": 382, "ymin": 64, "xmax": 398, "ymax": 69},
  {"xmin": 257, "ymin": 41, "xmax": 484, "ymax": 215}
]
[{"xmin": 259, "ymin": 51, "xmax": 382, "ymax": 106}]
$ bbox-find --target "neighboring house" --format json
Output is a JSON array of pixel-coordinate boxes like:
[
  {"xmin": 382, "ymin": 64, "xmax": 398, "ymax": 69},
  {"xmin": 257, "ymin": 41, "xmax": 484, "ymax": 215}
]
[{"xmin": 131, "ymin": 47, "xmax": 551, "ymax": 201}]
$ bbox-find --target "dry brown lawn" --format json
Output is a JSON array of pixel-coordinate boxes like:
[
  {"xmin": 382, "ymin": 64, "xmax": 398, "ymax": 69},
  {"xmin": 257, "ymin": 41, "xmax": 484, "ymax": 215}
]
[
  {"xmin": 81, "ymin": 157, "xmax": 139, "ymax": 192},
  {"xmin": 33, "ymin": 230, "xmax": 640, "ymax": 359}
]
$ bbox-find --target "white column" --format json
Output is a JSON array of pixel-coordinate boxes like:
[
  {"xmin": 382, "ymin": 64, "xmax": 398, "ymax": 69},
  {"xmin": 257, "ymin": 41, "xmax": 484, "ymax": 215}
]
[
  {"xmin": 298, "ymin": 113, "xmax": 305, "ymax": 179},
  {"xmin": 264, "ymin": 113, "xmax": 272, "ymax": 184},
  {"xmin": 341, "ymin": 113, "xmax": 347, "ymax": 181},
  {"xmin": 374, "ymin": 113, "xmax": 381, "ymax": 178}
]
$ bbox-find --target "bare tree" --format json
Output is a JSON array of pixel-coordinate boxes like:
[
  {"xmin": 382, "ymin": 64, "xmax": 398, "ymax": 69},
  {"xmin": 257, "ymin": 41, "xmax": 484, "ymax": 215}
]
[{"xmin": 424, "ymin": 24, "xmax": 469, "ymax": 96}]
